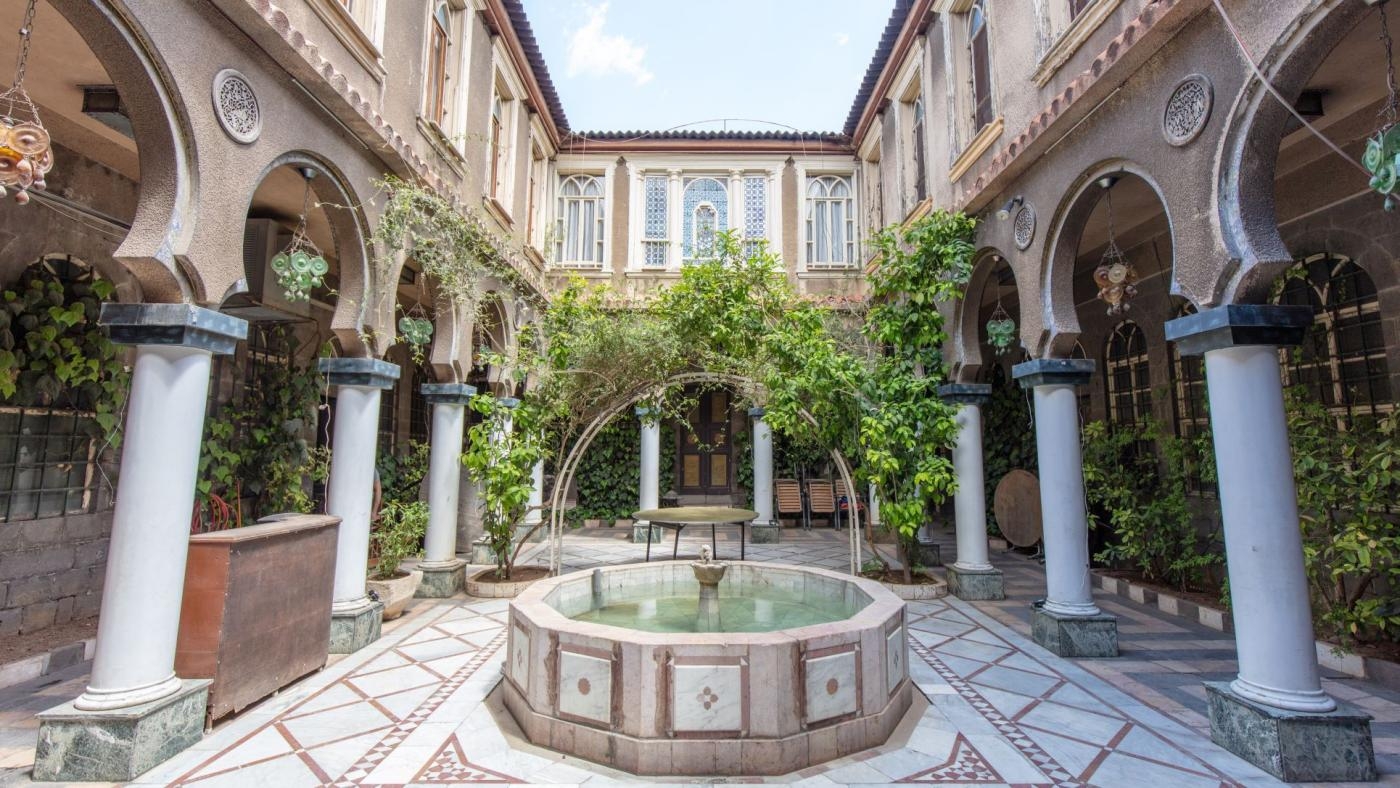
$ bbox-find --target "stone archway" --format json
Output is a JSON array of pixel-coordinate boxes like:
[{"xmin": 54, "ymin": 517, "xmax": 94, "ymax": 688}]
[
  {"xmin": 544, "ymin": 372, "xmax": 867, "ymax": 576},
  {"xmin": 952, "ymin": 247, "xmax": 1023, "ymax": 382}
]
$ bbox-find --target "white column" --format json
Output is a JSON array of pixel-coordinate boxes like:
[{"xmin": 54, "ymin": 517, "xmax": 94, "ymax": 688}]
[
  {"xmin": 326, "ymin": 384, "xmax": 384, "ymax": 613},
  {"xmin": 868, "ymin": 483, "xmax": 881, "ymax": 527},
  {"xmin": 421, "ymin": 392, "xmax": 470, "ymax": 566},
  {"xmin": 77, "ymin": 345, "xmax": 214, "ymax": 710},
  {"xmin": 729, "ymin": 169, "xmax": 744, "ymax": 233},
  {"xmin": 750, "ymin": 408, "xmax": 774, "ymax": 525},
  {"xmin": 638, "ymin": 406, "xmax": 660, "ymax": 514},
  {"xmin": 1031, "ymin": 383, "xmax": 1099, "ymax": 617},
  {"xmin": 951, "ymin": 402, "xmax": 992, "ymax": 571},
  {"xmin": 1206, "ymin": 344, "xmax": 1333, "ymax": 712},
  {"xmin": 668, "ymin": 169, "xmax": 683, "ymax": 266},
  {"xmin": 525, "ymin": 460, "xmax": 544, "ymax": 526}
]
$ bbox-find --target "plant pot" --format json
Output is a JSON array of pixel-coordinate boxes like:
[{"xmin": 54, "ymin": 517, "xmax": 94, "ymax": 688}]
[
  {"xmin": 584, "ymin": 519, "xmax": 604, "ymax": 529},
  {"xmin": 871, "ymin": 568, "xmax": 948, "ymax": 601},
  {"xmin": 464, "ymin": 565, "xmax": 551, "ymax": 598},
  {"xmin": 367, "ymin": 569, "xmax": 421, "ymax": 620},
  {"xmin": 614, "ymin": 518, "xmax": 634, "ymax": 529}
]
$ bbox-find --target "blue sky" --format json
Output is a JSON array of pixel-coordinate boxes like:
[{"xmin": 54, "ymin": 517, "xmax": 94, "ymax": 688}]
[{"xmin": 518, "ymin": 0, "xmax": 896, "ymax": 134}]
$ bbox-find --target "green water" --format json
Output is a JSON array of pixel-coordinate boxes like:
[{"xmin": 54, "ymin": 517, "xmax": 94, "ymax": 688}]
[{"xmin": 570, "ymin": 594, "xmax": 855, "ymax": 633}]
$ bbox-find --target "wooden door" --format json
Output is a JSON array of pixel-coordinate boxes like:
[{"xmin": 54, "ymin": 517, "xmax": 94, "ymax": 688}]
[{"xmin": 677, "ymin": 390, "xmax": 732, "ymax": 495}]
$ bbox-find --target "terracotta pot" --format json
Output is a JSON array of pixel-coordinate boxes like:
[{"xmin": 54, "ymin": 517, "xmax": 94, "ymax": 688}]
[
  {"xmin": 367, "ymin": 569, "xmax": 421, "ymax": 620},
  {"xmin": 465, "ymin": 566, "xmax": 549, "ymax": 598},
  {"xmin": 878, "ymin": 568, "xmax": 949, "ymax": 600}
]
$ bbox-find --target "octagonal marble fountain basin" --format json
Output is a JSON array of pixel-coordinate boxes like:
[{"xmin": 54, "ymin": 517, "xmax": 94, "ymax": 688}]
[{"xmin": 498, "ymin": 561, "xmax": 912, "ymax": 776}]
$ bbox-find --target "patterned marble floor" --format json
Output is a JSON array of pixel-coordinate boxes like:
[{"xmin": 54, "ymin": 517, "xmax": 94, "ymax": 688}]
[{"xmin": 0, "ymin": 528, "xmax": 1375, "ymax": 786}]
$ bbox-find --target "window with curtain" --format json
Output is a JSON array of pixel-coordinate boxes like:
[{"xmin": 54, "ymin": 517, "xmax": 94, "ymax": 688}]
[
  {"xmin": 806, "ymin": 175, "xmax": 855, "ymax": 267},
  {"xmin": 642, "ymin": 175, "xmax": 669, "ymax": 268},
  {"xmin": 1104, "ymin": 321, "xmax": 1152, "ymax": 426},
  {"xmin": 555, "ymin": 175, "xmax": 605, "ymax": 267},
  {"xmin": 912, "ymin": 98, "xmax": 927, "ymax": 202},
  {"xmin": 969, "ymin": 1, "xmax": 994, "ymax": 132},
  {"xmin": 489, "ymin": 94, "xmax": 506, "ymax": 200},
  {"xmin": 425, "ymin": 3, "xmax": 451, "ymax": 126},
  {"xmin": 1274, "ymin": 254, "xmax": 1392, "ymax": 425},
  {"xmin": 1168, "ymin": 302, "xmax": 1214, "ymax": 494},
  {"xmin": 682, "ymin": 177, "xmax": 729, "ymax": 262}
]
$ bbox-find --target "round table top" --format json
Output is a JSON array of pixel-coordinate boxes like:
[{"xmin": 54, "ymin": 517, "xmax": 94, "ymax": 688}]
[{"xmin": 632, "ymin": 506, "xmax": 759, "ymax": 525}]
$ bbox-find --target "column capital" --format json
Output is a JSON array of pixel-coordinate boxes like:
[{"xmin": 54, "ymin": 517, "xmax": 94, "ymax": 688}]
[
  {"xmin": 317, "ymin": 357, "xmax": 400, "ymax": 389},
  {"xmin": 937, "ymin": 383, "xmax": 991, "ymax": 405},
  {"xmin": 1013, "ymin": 358, "xmax": 1095, "ymax": 389},
  {"xmin": 498, "ymin": 396, "xmax": 521, "ymax": 409},
  {"xmin": 635, "ymin": 405, "xmax": 660, "ymax": 418},
  {"xmin": 1165, "ymin": 304, "xmax": 1312, "ymax": 357},
  {"xmin": 100, "ymin": 303, "xmax": 247, "ymax": 356},
  {"xmin": 421, "ymin": 382, "xmax": 477, "ymax": 405},
  {"xmin": 748, "ymin": 406, "xmax": 766, "ymax": 418}
]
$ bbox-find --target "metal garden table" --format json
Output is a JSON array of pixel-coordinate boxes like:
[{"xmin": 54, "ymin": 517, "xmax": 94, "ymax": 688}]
[{"xmin": 631, "ymin": 506, "xmax": 759, "ymax": 562}]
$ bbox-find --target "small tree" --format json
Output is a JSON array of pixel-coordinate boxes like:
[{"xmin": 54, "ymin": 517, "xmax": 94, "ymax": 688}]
[
  {"xmin": 861, "ymin": 211, "xmax": 976, "ymax": 581},
  {"xmin": 462, "ymin": 394, "xmax": 544, "ymax": 579}
]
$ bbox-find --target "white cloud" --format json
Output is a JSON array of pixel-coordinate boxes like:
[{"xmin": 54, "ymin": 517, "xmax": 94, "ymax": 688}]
[
  {"xmin": 834, "ymin": 33, "xmax": 850, "ymax": 46},
  {"xmin": 567, "ymin": 2, "xmax": 654, "ymax": 86}
]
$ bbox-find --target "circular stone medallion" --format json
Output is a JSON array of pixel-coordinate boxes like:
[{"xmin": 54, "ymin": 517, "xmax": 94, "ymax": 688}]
[
  {"xmin": 1013, "ymin": 204, "xmax": 1036, "ymax": 251},
  {"xmin": 213, "ymin": 69, "xmax": 261, "ymax": 144},
  {"xmin": 1163, "ymin": 74, "xmax": 1212, "ymax": 147}
]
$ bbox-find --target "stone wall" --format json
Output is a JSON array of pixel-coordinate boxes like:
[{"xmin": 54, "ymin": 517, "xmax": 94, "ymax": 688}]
[{"xmin": 0, "ymin": 511, "xmax": 110, "ymax": 635}]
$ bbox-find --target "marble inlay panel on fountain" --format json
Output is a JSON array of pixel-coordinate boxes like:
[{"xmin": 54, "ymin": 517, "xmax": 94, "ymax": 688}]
[
  {"xmin": 557, "ymin": 649, "xmax": 613, "ymax": 726},
  {"xmin": 671, "ymin": 661, "xmax": 746, "ymax": 734},
  {"xmin": 805, "ymin": 648, "xmax": 859, "ymax": 723}
]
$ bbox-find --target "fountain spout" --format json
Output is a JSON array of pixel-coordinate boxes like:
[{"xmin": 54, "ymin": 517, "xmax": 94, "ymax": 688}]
[{"xmin": 691, "ymin": 546, "xmax": 727, "ymax": 632}]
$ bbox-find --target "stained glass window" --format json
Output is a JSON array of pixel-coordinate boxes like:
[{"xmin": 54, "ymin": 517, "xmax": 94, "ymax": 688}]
[
  {"xmin": 556, "ymin": 174, "xmax": 605, "ymax": 267},
  {"xmin": 682, "ymin": 177, "xmax": 728, "ymax": 262},
  {"xmin": 643, "ymin": 175, "xmax": 668, "ymax": 268},
  {"xmin": 744, "ymin": 176, "xmax": 767, "ymax": 256},
  {"xmin": 806, "ymin": 175, "xmax": 855, "ymax": 267}
]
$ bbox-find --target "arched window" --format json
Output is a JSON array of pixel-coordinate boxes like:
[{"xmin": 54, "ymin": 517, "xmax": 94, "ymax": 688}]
[
  {"xmin": 806, "ymin": 175, "xmax": 855, "ymax": 267},
  {"xmin": 1168, "ymin": 302, "xmax": 1213, "ymax": 493},
  {"xmin": 555, "ymin": 175, "xmax": 605, "ymax": 267},
  {"xmin": 682, "ymin": 177, "xmax": 729, "ymax": 262},
  {"xmin": 425, "ymin": 3, "xmax": 451, "ymax": 125},
  {"xmin": 1104, "ymin": 321, "xmax": 1151, "ymax": 426},
  {"xmin": 912, "ymin": 98, "xmax": 927, "ymax": 202},
  {"xmin": 1275, "ymin": 254, "xmax": 1392, "ymax": 423},
  {"xmin": 969, "ymin": 1, "xmax": 994, "ymax": 132}
]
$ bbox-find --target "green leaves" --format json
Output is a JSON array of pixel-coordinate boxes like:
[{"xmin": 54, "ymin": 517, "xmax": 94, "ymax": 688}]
[{"xmin": 371, "ymin": 500, "xmax": 428, "ymax": 579}]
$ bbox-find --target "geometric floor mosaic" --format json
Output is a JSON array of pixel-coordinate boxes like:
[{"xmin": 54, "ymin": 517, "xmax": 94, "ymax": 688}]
[{"xmin": 0, "ymin": 527, "xmax": 1390, "ymax": 785}]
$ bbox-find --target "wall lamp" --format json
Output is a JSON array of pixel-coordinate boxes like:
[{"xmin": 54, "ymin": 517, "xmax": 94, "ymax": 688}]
[{"xmin": 996, "ymin": 196, "xmax": 1024, "ymax": 221}]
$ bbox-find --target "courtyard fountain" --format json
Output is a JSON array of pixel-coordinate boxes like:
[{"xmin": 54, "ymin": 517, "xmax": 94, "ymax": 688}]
[{"xmin": 499, "ymin": 559, "xmax": 911, "ymax": 776}]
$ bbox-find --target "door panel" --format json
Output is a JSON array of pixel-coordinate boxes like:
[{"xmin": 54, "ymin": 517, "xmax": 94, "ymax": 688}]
[{"xmin": 677, "ymin": 390, "xmax": 733, "ymax": 494}]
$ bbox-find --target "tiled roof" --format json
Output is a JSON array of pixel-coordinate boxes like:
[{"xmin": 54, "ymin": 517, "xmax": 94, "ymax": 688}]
[
  {"xmin": 843, "ymin": 0, "xmax": 915, "ymax": 137},
  {"xmin": 500, "ymin": 0, "xmax": 571, "ymax": 134}
]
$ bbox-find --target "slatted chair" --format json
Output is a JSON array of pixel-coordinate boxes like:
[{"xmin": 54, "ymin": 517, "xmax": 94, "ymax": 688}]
[
  {"xmin": 775, "ymin": 478, "xmax": 807, "ymax": 530},
  {"xmin": 834, "ymin": 478, "xmax": 865, "ymax": 531},
  {"xmin": 806, "ymin": 479, "xmax": 838, "ymax": 529}
]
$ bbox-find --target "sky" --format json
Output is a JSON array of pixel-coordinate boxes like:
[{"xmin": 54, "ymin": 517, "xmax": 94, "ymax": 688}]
[{"xmin": 518, "ymin": 0, "xmax": 896, "ymax": 134}]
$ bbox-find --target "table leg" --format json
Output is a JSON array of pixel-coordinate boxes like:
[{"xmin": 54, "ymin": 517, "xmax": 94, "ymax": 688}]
[
  {"xmin": 741, "ymin": 523, "xmax": 746, "ymax": 561},
  {"xmin": 711, "ymin": 524, "xmax": 718, "ymax": 559},
  {"xmin": 645, "ymin": 521, "xmax": 653, "ymax": 562},
  {"xmin": 673, "ymin": 525, "xmax": 681, "ymax": 560}
]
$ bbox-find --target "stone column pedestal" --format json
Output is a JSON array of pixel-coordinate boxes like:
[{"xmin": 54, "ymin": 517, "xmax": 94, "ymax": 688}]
[
  {"xmin": 319, "ymin": 357, "xmax": 400, "ymax": 654},
  {"xmin": 1169, "ymin": 305, "xmax": 1375, "ymax": 781},
  {"xmin": 417, "ymin": 384, "xmax": 474, "ymax": 599},
  {"xmin": 946, "ymin": 566, "xmax": 1004, "ymax": 601},
  {"xmin": 750, "ymin": 523, "xmax": 781, "ymax": 544},
  {"xmin": 938, "ymin": 384, "xmax": 1004, "ymax": 601},
  {"xmin": 1014, "ymin": 359, "xmax": 1116, "ymax": 657},
  {"xmin": 34, "ymin": 305, "xmax": 246, "ymax": 782}
]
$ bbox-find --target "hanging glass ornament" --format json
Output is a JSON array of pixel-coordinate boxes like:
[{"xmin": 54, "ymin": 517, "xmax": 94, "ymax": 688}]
[
  {"xmin": 1367, "ymin": 2, "xmax": 1400, "ymax": 211},
  {"xmin": 0, "ymin": 1, "xmax": 53, "ymax": 205},
  {"xmin": 985, "ymin": 301, "xmax": 1016, "ymax": 356},
  {"xmin": 273, "ymin": 173, "xmax": 329, "ymax": 302},
  {"xmin": 1093, "ymin": 184, "xmax": 1139, "ymax": 315},
  {"xmin": 398, "ymin": 314, "xmax": 434, "ymax": 348}
]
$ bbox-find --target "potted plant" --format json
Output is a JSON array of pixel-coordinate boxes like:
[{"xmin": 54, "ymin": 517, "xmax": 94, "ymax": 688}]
[{"xmin": 367, "ymin": 499, "xmax": 427, "ymax": 619}]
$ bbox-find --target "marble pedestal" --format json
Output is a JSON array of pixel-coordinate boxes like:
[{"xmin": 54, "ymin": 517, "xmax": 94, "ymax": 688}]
[
  {"xmin": 34, "ymin": 679, "xmax": 209, "ymax": 782},
  {"xmin": 750, "ymin": 522, "xmax": 780, "ymax": 544},
  {"xmin": 1031, "ymin": 607, "xmax": 1118, "ymax": 658},
  {"xmin": 946, "ymin": 566, "xmax": 1004, "ymax": 600},
  {"xmin": 632, "ymin": 523, "xmax": 662, "ymax": 544},
  {"xmin": 1205, "ymin": 681, "xmax": 1376, "ymax": 782},
  {"xmin": 416, "ymin": 559, "xmax": 465, "ymax": 598},
  {"xmin": 329, "ymin": 600, "xmax": 383, "ymax": 654},
  {"xmin": 912, "ymin": 540, "xmax": 941, "ymax": 568},
  {"xmin": 470, "ymin": 537, "xmax": 494, "ymax": 566}
]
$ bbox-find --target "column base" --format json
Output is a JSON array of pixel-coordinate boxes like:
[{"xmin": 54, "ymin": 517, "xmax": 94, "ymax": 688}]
[
  {"xmin": 1031, "ymin": 607, "xmax": 1118, "ymax": 658},
  {"xmin": 469, "ymin": 537, "xmax": 494, "ymax": 566},
  {"xmin": 329, "ymin": 600, "xmax": 383, "ymax": 654},
  {"xmin": 416, "ymin": 560, "xmax": 465, "ymax": 598},
  {"xmin": 912, "ymin": 539, "xmax": 941, "ymax": 567},
  {"xmin": 34, "ymin": 679, "xmax": 209, "ymax": 782},
  {"xmin": 632, "ymin": 523, "xmax": 662, "ymax": 544},
  {"xmin": 750, "ymin": 522, "xmax": 781, "ymax": 544},
  {"xmin": 947, "ymin": 566, "xmax": 1004, "ymax": 600},
  {"xmin": 1205, "ymin": 681, "xmax": 1376, "ymax": 782}
]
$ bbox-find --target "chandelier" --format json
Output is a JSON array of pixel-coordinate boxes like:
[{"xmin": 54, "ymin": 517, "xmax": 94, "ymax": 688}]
[
  {"xmin": 0, "ymin": 0, "xmax": 53, "ymax": 205},
  {"xmin": 1092, "ymin": 179, "xmax": 1139, "ymax": 315}
]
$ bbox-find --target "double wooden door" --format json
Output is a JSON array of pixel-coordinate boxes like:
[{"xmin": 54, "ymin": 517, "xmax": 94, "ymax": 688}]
[{"xmin": 677, "ymin": 390, "xmax": 733, "ymax": 495}]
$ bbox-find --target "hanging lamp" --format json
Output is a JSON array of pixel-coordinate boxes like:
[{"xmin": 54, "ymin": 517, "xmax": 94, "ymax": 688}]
[
  {"xmin": 270, "ymin": 169, "xmax": 330, "ymax": 302},
  {"xmin": 0, "ymin": 0, "xmax": 54, "ymax": 205},
  {"xmin": 1092, "ymin": 178, "xmax": 1139, "ymax": 315},
  {"xmin": 984, "ymin": 263, "xmax": 1016, "ymax": 355}
]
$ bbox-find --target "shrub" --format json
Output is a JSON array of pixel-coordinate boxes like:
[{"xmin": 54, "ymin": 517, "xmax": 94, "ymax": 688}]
[{"xmin": 370, "ymin": 499, "xmax": 427, "ymax": 579}]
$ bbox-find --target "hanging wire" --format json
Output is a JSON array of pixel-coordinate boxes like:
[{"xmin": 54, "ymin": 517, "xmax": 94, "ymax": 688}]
[
  {"xmin": 1, "ymin": 0, "xmax": 40, "ymax": 124},
  {"xmin": 1380, "ymin": 1, "xmax": 1398, "ymax": 132}
]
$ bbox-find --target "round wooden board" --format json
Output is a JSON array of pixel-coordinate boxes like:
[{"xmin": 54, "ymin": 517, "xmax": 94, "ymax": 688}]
[{"xmin": 994, "ymin": 469, "xmax": 1043, "ymax": 548}]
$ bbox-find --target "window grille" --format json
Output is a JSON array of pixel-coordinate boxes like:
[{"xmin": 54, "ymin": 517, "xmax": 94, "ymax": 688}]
[
  {"xmin": 555, "ymin": 175, "xmax": 605, "ymax": 268},
  {"xmin": 743, "ymin": 176, "xmax": 767, "ymax": 256},
  {"xmin": 379, "ymin": 384, "xmax": 397, "ymax": 453},
  {"xmin": 1104, "ymin": 321, "xmax": 1152, "ymax": 427},
  {"xmin": 642, "ymin": 175, "xmax": 669, "ymax": 267},
  {"xmin": 682, "ymin": 177, "xmax": 729, "ymax": 262},
  {"xmin": 1168, "ymin": 302, "xmax": 1215, "ymax": 494},
  {"xmin": 409, "ymin": 367, "xmax": 429, "ymax": 444},
  {"xmin": 806, "ymin": 175, "xmax": 855, "ymax": 268}
]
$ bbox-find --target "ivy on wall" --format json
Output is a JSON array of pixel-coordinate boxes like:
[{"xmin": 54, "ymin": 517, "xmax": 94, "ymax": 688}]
[{"xmin": 572, "ymin": 417, "xmax": 676, "ymax": 521}]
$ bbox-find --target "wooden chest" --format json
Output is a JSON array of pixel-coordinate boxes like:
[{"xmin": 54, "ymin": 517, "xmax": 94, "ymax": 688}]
[{"xmin": 176, "ymin": 514, "xmax": 340, "ymax": 722}]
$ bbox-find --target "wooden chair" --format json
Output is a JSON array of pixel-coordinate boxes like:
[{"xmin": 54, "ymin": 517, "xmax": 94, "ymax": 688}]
[
  {"xmin": 775, "ymin": 478, "xmax": 807, "ymax": 530},
  {"xmin": 834, "ymin": 478, "xmax": 865, "ymax": 530},
  {"xmin": 806, "ymin": 480, "xmax": 838, "ymax": 529}
]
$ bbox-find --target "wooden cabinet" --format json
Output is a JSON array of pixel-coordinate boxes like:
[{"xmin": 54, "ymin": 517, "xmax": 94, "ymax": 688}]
[{"xmin": 176, "ymin": 515, "xmax": 340, "ymax": 722}]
